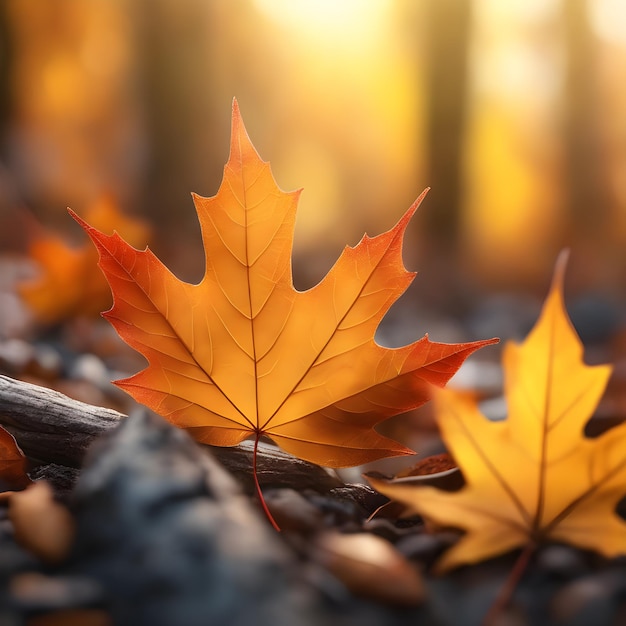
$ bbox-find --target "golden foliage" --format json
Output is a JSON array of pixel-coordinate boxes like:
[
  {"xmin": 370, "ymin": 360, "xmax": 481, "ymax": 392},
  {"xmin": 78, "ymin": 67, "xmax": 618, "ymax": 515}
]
[{"xmin": 370, "ymin": 253, "xmax": 626, "ymax": 572}]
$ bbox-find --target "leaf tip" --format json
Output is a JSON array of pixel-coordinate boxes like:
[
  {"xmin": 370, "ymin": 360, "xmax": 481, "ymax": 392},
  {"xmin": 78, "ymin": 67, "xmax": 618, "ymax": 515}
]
[
  {"xmin": 67, "ymin": 207, "xmax": 86, "ymax": 229},
  {"xmin": 231, "ymin": 97, "xmax": 242, "ymax": 127},
  {"xmin": 404, "ymin": 188, "xmax": 430, "ymax": 222},
  {"xmin": 551, "ymin": 248, "xmax": 570, "ymax": 293},
  {"xmin": 228, "ymin": 97, "xmax": 261, "ymax": 168}
]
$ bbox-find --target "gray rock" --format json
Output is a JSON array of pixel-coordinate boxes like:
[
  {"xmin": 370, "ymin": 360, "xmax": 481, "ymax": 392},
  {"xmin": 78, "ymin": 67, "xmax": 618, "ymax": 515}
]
[{"xmin": 67, "ymin": 410, "xmax": 318, "ymax": 626}]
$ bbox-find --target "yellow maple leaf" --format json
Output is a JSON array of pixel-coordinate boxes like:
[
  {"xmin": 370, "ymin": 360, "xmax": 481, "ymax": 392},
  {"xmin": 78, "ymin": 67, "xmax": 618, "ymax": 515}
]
[
  {"xmin": 70, "ymin": 100, "xmax": 496, "ymax": 475},
  {"xmin": 369, "ymin": 252, "xmax": 626, "ymax": 572}
]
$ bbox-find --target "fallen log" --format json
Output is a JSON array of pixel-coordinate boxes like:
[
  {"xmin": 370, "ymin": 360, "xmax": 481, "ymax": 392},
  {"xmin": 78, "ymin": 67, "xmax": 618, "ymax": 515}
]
[
  {"xmin": 0, "ymin": 375, "xmax": 123, "ymax": 467},
  {"xmin": 0, "ymin": 374, "xmax": 343, "ymax": 493}
]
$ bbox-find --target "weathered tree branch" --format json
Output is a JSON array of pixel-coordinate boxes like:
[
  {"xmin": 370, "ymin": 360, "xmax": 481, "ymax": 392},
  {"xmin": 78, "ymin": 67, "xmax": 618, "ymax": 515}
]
[
  {"xmin": 0, "ymin": 375, "xmax": 343, "ymax": 493},
  {"xmin": 0, "ymin": 375, "xmax": 123, "ymax": 467}
]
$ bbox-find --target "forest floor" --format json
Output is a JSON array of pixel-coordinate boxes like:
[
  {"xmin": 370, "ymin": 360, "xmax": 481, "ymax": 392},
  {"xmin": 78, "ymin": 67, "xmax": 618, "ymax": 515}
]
[{"xmin": 3, "ymin": 254, "xmax": 626, "ymax": 626}]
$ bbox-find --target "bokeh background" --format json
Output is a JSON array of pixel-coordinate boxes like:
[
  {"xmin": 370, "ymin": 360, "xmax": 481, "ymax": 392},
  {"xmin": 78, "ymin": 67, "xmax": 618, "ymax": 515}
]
[{"xmin": 1, "ymin": 0, "xmax": 626, "ymax": 346}]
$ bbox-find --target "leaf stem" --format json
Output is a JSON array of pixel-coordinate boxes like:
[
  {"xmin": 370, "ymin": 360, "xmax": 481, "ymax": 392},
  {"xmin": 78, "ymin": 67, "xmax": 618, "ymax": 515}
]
[
  {"xmin": 481, "ymin": 543, "xmax": 536, "ymax": 626},
  {"xmin": 253, "ymin": 431, "xmax": 281, "ymax": 532}
]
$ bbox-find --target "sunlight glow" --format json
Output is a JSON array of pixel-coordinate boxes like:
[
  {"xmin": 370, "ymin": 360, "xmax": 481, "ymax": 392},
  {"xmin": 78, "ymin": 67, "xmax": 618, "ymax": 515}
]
[
  {"xmin": 253, "ymin": 0, "xmax": 391, "ymax": 45},
  {"xmin": 248, "ymin": 0, "xmax": 420, "ymax": 254},
  {"xmin": 590, "ymin": 0, "xmax": 626, "ymax": 46}
]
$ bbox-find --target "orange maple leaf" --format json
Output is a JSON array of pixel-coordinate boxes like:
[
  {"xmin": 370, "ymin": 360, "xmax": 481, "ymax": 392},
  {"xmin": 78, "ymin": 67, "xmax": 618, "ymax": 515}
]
[
  {"xmin": 0, "ymin": 425, "xmax": 30, "ymax": 491},
  {"xmin": 19, "ymin": 195, "xmax": 150, "ymax": 325},
  {"xmin": 71, "ymin": 101, "xmax": 496, "ymax": 524},
  {"xmin": 370, "ymin": 252, "xmax": 626, "ymax": 573}
]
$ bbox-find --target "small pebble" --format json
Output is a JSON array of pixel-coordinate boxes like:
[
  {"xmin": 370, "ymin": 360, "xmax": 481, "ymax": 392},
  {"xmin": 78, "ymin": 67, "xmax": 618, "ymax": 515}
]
[
  {"xmin": 535, "ymin": 544, "xmax": 589, "ymax": 578},
  {"xmin": 69, "ymin": 354, "xmax": 109, "ymax": 387},
  {"xmin": 396, "ymin": 531, "xmax": 460, "ymax": 564},
  {"xmin": 307, "ymin": 492, "xmax": 364, "ymax": 526},
  {"xmin": 263, "ymin": 488, "xmax": 325, "ymax": 532},
  {"xmin": 0, "ymin": 339, "xmax": 35, "ymax": 375},
  {"xmin": 549, "ymin": 575, "xmax": 614, "ymax": 623},
  {"xmin": 313, "ymin": 531, "xmax": 426, "ymax": 607},
  {"xmin": 0, "ymin": 292, "xmax": 32, "ymax": 338}
]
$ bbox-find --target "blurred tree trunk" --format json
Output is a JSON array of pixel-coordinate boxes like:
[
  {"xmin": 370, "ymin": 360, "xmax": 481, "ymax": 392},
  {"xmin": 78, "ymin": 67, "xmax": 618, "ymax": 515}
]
[
  {"xmin": 423, "ymin": 0, "xmax": 471, "ymax": 249},
  {"xmin": 417, "ymin": 0, "xmax": 471, "ymax": 312},
  {"xmin": 563, "ymin": 0, "xmax": 609, "ymax": 239},
  {"xmin": 0, "ymin": 3, "xmax": 10, "ymax": 148},
  {"xmin": 132, "ymin": 0, "xmax": 228, "ymax": 280},
  {"xmin": 0, "ymin": 4, "xmax": 21, "ymax": 251}
]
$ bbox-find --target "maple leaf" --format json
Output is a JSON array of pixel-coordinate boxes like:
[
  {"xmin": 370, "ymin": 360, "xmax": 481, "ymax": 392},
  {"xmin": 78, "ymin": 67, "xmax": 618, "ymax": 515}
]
[
  {"xmin": 19, "ymin": 196, "xmax": 150, "ymax": 325},
  {"xmin": 0, "ymin": 425, "xmax": 30, "ymax": 491},
  {"xmin": 70, "ymin": 100, "xmax": 496, "ymax": 520},
  {"xmin": 369, "ymin": 252, "xmax": 626, "ymax": 573}
]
